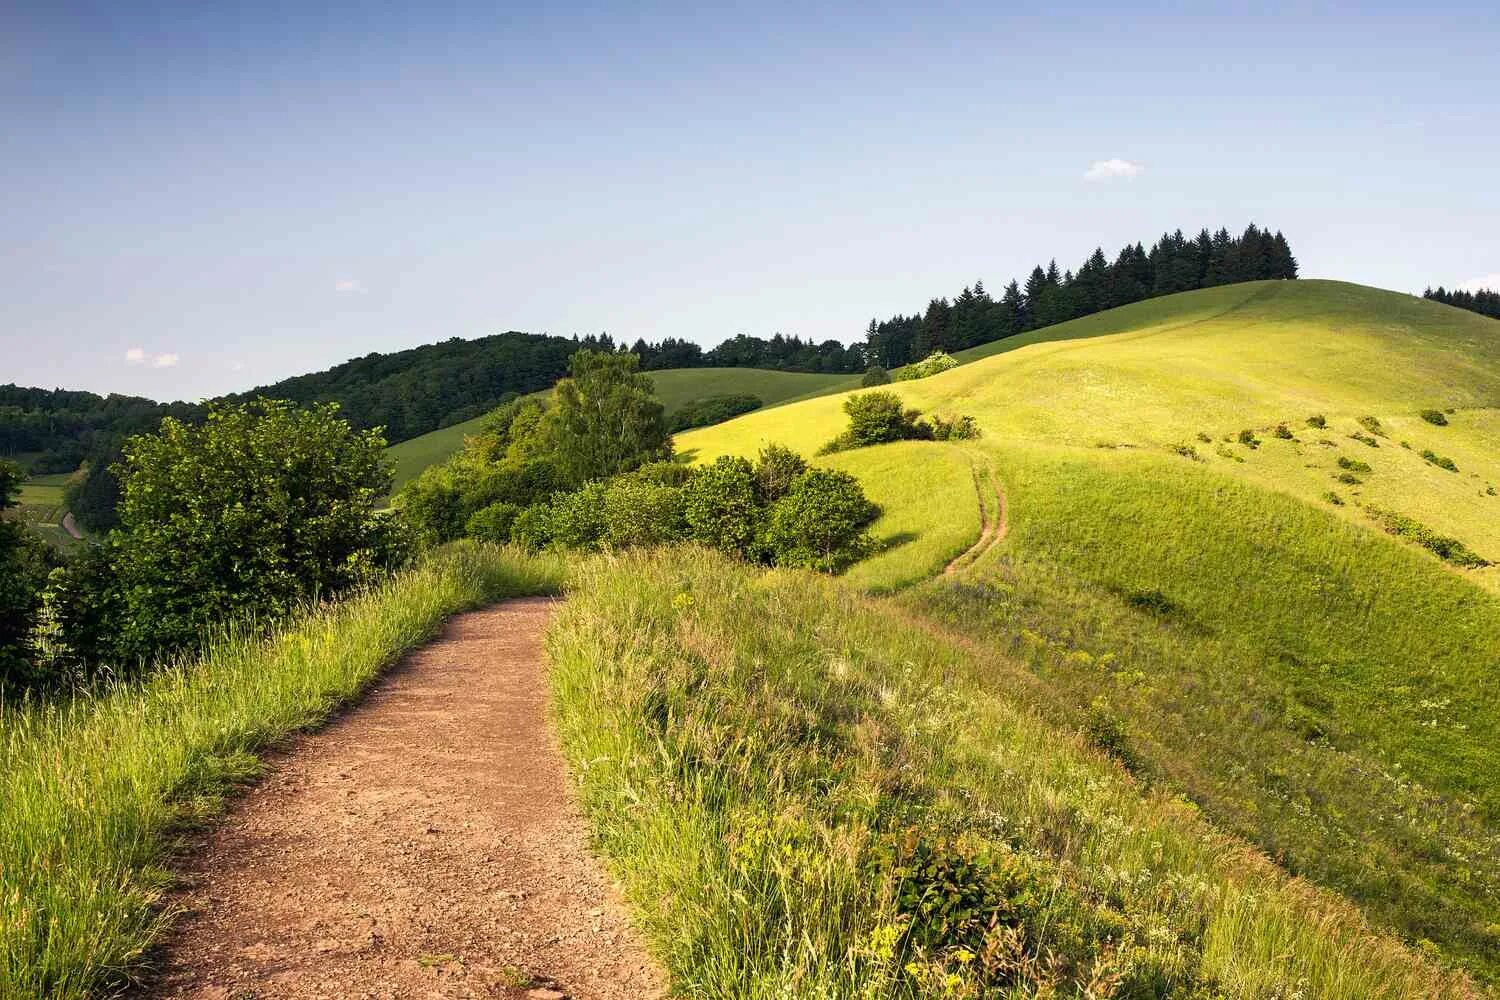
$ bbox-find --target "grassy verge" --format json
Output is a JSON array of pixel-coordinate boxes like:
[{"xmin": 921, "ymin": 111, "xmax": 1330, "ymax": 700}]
[
  {"xmin": 548, "ymin": 547, "xmax": 1476, "ymax": 998},
  {"xmin": 903, "ymin": 442, "xmax": 1500, "ymax": 982},
  {"xmin": 0, "ymin": 542, "xmax": 565, "ymax": 998}
]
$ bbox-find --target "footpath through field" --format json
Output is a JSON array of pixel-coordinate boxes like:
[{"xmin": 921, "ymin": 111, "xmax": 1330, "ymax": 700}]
[{"xmin": 140, "ymin": 598, "xmax": 664, "ymax": 1000}]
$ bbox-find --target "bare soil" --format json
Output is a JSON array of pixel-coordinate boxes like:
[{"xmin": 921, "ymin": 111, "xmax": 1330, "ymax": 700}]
[
  {"xmin": 944, "ymin": 458, "xmax": 1008, "ymax": 575},
  {"xmin": 139, "ymin": 598, "xmax": 665, "ymax": 1000}
]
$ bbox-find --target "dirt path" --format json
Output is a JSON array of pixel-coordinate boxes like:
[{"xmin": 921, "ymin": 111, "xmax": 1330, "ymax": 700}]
[
  {"xmin": 140, "ymin": 598, "xmax": 665, "ymax": 1000},
  {"xmin": 943, "ymin": 458, "xmax": 1008, "ymax": 576},
  {"xmin": 61, "ymin": 511, "xmax": 82, "ymax": 539}
]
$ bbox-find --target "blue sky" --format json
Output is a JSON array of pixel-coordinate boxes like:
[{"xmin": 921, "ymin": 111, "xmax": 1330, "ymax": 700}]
[{"xmin": 3, "ymin": 2, "xmax": 1497, "ymax": 401}]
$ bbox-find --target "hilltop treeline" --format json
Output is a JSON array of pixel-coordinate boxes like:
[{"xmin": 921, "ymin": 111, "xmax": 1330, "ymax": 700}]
[
  {"xmin": 863, "ymin": 224, "xmax": 1297, "ymax": 366},
  {"xmin": 1423, "ymin": 285, "xmax": 1500, "ymax": 320},
  {"xmin": 627, "ymin": 333, "xmax": 865, "ymax": 374},
  {"xmin": 0, "ymin": 386, "xmax": 198, "ymax": 474}
]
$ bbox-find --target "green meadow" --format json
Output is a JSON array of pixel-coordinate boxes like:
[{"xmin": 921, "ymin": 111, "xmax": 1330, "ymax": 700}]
[{"xmin": 669, "ymin": 279, "xmax": 1500, "ymax": 984}]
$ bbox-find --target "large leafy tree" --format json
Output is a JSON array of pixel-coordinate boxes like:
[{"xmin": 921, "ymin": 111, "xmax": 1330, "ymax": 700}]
[
  {"xmin": 105, "ymin": 399, "xmax": 398, "ymax": 659},
  {"xmin": 545, "ymin": 350, "xmax": 671, "ymax": 484}
]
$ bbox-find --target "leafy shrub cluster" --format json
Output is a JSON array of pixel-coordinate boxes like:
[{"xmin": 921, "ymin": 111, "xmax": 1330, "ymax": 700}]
[
  {"xmin": 1365, "ymin": 506, "xmax": 1490, "ymax": 568},
  {"xmin": 1273, "ymin": 423, "xmax": 1294, "ymax": 440},
  {"xmin": 821, "ymin": 391, "xmax": 979, "ymax": 454},
  {"xmin": 892, "ymin": 350, "xmax": 960, "ymax": 381},
  {"xmin": 509, "ymin": 447, "xmax": 878, "ymax": 573},
  {"xmin": 1306, "ymin": 413, "xmax": 1327, "ymax": 428},
  {"xmin": 1358, "ymin": 415, "xmax": 1387, "ymax": 437},
  {"xmin": 1236, "ymin": 428, "xmax": 1260, "ymax": 448},
  {"xmin": 1421, "ymin": 449, "xmax": 1458, "ymax": 472},
  {"xmin": 1350, "ymin": 431, "xmax": 1379, "ymax": 448},
  {"xmin": 667, "ymin": 393, "xmax": 762, "ymax": 432},
  {"xmin": 1337, "ymin": 456, "xmax": 1371, "ymax": 474},
  {"xmin": 861, "ymin": 365, "xmax": 891, "ymax": 387},
  {"xmin": 1420, "ymin": 409, "xmax": 1448, "ymax": 426}
]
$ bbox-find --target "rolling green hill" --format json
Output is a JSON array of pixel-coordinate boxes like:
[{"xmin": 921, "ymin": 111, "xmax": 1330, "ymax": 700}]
[
  {"xmin": 674, "ymin": 279, "xmax": 1500, "ymax": 983},
  {"xmin": 387, "ymin": 366, "xmax": 856, "ymax": 490}
]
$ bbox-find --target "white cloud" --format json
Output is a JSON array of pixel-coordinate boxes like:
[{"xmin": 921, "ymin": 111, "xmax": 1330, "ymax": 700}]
[
  {"xmin": 1458, "ymin": 272, "xmax": 1500, "ymax": 292},
  {"xmin": 126, "ymin": 346, "xmax": 180, "ymax": 368},
  {"xmin": 334, "ymin": 278, "xmax": 366, "ymax": 293},
  {"xmin": 1084, "ymin": 158, "xmax": 1145, "ymax": 181}
]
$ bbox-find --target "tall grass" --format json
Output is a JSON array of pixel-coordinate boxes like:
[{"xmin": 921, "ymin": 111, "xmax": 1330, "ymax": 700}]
[
  {"xmin": 0, "ymin": 542, "xmax": 565, "ymax": 998},
  {"xmin": 548, "ymin": 547, "xmax": 1477, "ymax": 998}
]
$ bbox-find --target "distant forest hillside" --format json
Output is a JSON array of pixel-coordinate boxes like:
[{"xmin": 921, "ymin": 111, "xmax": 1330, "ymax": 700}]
[
  {"xmin": 1424, "ymin": 285, "xmax": 1500, "ymax": 320},
  {"xmin": 3, "ymin": 221, "xmax": 1296, "ymax": 524}
]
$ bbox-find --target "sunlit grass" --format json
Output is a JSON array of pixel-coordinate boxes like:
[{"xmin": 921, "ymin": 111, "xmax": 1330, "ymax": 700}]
[
  {"xmin": 0, "ymin": 542, "xmax": 565, "ymax": 998},
  {"xmin": 548, "ymin": 548, "xmax": 1477, "ymax": 998}
]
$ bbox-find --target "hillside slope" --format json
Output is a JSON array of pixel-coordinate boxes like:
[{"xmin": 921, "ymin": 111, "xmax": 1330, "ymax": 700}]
[{"xmin": 675, "ymin": 279, "xmax": 1500, "ymax": 982}]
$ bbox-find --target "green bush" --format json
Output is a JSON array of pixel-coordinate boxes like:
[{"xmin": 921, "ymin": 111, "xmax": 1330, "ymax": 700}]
[
  {"xmin": 893, "ymin": 350, "xmax": 959, "ymax": 381},
  {"xmin": 682, "ymin": 456, "xmax": 761, "ymax": 557},
  {"xmin": 752, "ymin": 444, "xmax": 807, "ymax": 505},
  {"xmin": 547, "ymin": 482, "xmax": 608, "ymax": 551},
  {"xmin": 1365, "ymin": 506, "xmax": 1489, "ymax": 568},
  {"xmin": 103, "ymin": 400, "xmax": 399, "ymax": 664},
  {"xmin": 0, "ymin": 461, "xmax": 51, "ymax": 686},
  {"xmin": 860, "ymin": 365, "xmax": 891, "ymax": 387},
  {"xmin": 465, "ymin": 501, "xmax": 522, "ymax": 543},
  {"xmin": 841, "ymin": 391, "xmax": 926, "ymax": 448},
  {"xmin": 1420, "ymin": 409, "xmax": 1448, "ymax": 426},
  {"xmin": 760, "ymin": 469, "xmax": 877, "ymax": 572},
  {"xmin": 509, "ymin": 503, "xmax": 554, "ymax": 550},
  {"xmin": 601, "ymin": 478, "xmax": 687, "ymax": 547},
  {"xmin": 1336, "ymin": 471, "xmax": 1363, "ymax": 485},
  {"xmin": 1324, "ymin": 491, "xmax": 1345, "ymax": 506},
  {"xmin": 667, "ymin": 393, "xmax": 762, "ymax": 432},
  {"xmin": 1273, "ymin": 423, "xmax": 1294, "ymax": 440},
  {"xmin": 1358, "ymin": 415, "xmax": 1387, "ymax": 437},
  {"xmin": 1337, "ymin": 456, "xmax": 1372, "ymax": 474},
  {"xmin": 1350, "ymin": 431, "xmax": 1380, "ymax": 448},
  {"xmin": 1307, "ymin": 414, "xmax": 1327, "ymax": 428},
  {"xmin": 928, "ymin": 414, "xmax": 980, "ymax": 441},
  {"xmin": 1421, "ymin": 449, "xmax": 1458, "ymax": 472},
  {"xmin": 1237, "ymin": 428, "xmax": 1260, "ymax": 448},
  {"xmin": 624, "ymin": 460, "xmax": 695, "ymax": 487}
]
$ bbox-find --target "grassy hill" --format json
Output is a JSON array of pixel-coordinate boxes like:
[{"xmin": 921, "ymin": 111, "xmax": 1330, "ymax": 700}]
[
  {"xmin": 673, "ymin": 279, "xmax": 1500, "ymax": 983},
  {"xmin": 387, "ymin": 366, "xmax": 856, "ymax": 489}
]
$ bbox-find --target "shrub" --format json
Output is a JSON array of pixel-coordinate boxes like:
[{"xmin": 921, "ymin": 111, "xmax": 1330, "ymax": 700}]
[
  {"xmin": 841, "ymin": 391, "xmax": 927, "ymax": 447},
  {"xmin": 1083, "ymin": 697, "xmax": 1138, "ymax": 771},
  {"xmin": 625, "ymin": 460, "xmax": 695, "ymax": 487},
  {"xmin": 752, "ymin": 444, "xmax": 808, "ymax": 505},
  {"xmin": 667, "ymin": 393, "xmax": 762, "ymax": 432},
  {"xmin": 601, "ymin": 478, "xmax": 687, "ymax": 547},
  {"xmin": 1307, "ymin": 414, "xmax": 1327, "ymax": 428},
  {"xmin": 1365, "ymin": 505, "xmax": 1489, "ymax": 568},
  {"xmin": 509, "ymin": 503, "xmax": 554, "ymax": 550},
  {"xmin": 928, "ymin": 414, "xmax": 981, "ymax": 441},
  {"xmin": 1421, "ymin": 449, "xmax": 1458, "ymax": 472},
  {"xmin": 104, "ymin": 400, "xmax": 398, "ymax": 664},
  {"xmin": 682, "ymin": 456, "xmax": 761, "ymax": 556},
  {"xmin": 1420, "ymin": 409, "xmax": 1448, "ymax": 426},
  {"xmin": 1350, "ymin": 431, "xmax": 1380, "ymax": 448},
  {"xmin": 1358, "ymin": 415, "xmax": 1387, "ymax": 437},
  {"xmin": 1214, "ymin": 444, "xmax": 1244, "ymax": 463},
  {"xmin": 465, "ymin": 501, "xmax": 522, "ymax": 543},
  {"xmin": 1170, "ymin": 443, "xmax": 1201, "ymax": 461},
  {"xmin": 1273, "ymin": 423, "xmax": 1294, "ymax": 440},
  {"xmin": 893, "ymin": 350, "xmax": 959, "ymax": 381},
  {"xmin": 1336, "ymin": 471, "xmax": 1363, "ymax": 485},
  {"xmin": 547, "ymin": 482, "xmax": 609, "ymax": 550},
  {"xmin": 1237, "ymin": 428, "xmax": 1260, "ymax": 448},
  {"xmin": 861, "ymin": 365, "xmax": 891, "ymax": 387},
  {"xmin": 760, "ymin": 469, "xmax": 877, "ymax": 572},
  {"xmin": 1195, "ymin": 431, "xmax": 1212, "ymax": 443},
  {"xmin": 1324, "ymin": 491, "xmax": 1345, "ymax": 506},
  {"xmin": 1337, "ymin": 456, "xmax": 1372, "ymax": 474}
]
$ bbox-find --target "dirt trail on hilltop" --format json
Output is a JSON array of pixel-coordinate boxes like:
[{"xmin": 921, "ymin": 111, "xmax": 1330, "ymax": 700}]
[{"xmin": 140, "ymin": 598, "xmax": 665, "ymax": 1000}]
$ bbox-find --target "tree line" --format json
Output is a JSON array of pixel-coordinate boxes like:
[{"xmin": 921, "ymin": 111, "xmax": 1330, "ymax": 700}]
[
  {"xmin": 861, "ymin": 224, "xmax": 1297, "ymax": 367},
  {"xmin": 1423, "ymin": 286, "xmax": 1500, "ymax": 321}
]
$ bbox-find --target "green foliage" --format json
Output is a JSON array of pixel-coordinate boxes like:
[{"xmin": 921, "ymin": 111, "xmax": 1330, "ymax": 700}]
[
  {"xmin": 861, "ymin": 365, "xmax": 891, "ymax": 387},
  {"xmin": 841, "ymin": 391, "xmax": 927, "ymax": 448},
  {"xmin": 1358, "ymin": 415, "xmax": 1387, "ymax": 437},
  {"xmin": 0, "ymin": 461, "xmax": 51, "ymax": 684},
  {"xmin": 1170, "ymin": 442, "xmax": 1202, "ymax": 461},
  {"xmin": 601, "ymin": 478, "xmax": 687, "ymax": 547},
  {"xmin": 465, "ymin": 501, "xmax": 522, "ymax": 543},
  {"xmin": 1350, "ymin": 431, "xmax": 1380, "ymax": 448},
  {"xmin": 103, "ymin": 399, "xmax": 400, "ymax": 664},
  {"xmin": 1307, "ymin": 414, "xmax": 1327, "ymax": 428},
  {"xmin": 1273, "ymin": 423, "xmax": 1294, "ymax": 440},
  {"xmin": 1082, "ymin": 697, "xmax": 1138, "ymax": 771},
  {"xmin": 1420, "ymin": 409, "xmax": 1448, "ymax": 426},
  {"xmin": 751, "ymin": 443, "xmax": 807, "ymax": 505},
  {"xmin": 1324, "ymin": 490, "xmax": 1345, "ymax": 505},
  {"xmin": 1337, "ymin": 456, "xmax": 1371, "ymax": 474},
  {"xmin": 546, "ymin": 482, "xmax": 608, "ymax": 551},
  {"xmin": 760, "ymin": 469, "xmax": 877, "ymax": 572},
  {"xmin": 667, "ymin": 393, "xmax": 761, "ymax": 432},
  {"xmin": 681, "ymin": 456, "xmax": 760, "ymax": 557},
  {"xmin": 892, "ymin": 350, "xmax": 959, "ymax": 381},
  {"xmin": 509, "ymin": 503, "xmax": 554, "ymax": 550},
  {"xmin": 546, "ymin": 350, "xmax": 672, "ymax": 484},
  {"xmin": 927, "ymin": 413, "xmax": 980, "ymax": 441},
  {"xmin": 1335, "ymin": 471, "xmax": 1362, "ymax": 485},
  {"xmin": 1420, "ymin": 449, "xmax": 1458, "ymax": 472},
  {"xmin": 1364, "ymin": 506, "xmax": 1489, "ymax": 568},
  {"xmin": 1236, "ymin": 428, "xmax": 1260, "ymax": 448}
]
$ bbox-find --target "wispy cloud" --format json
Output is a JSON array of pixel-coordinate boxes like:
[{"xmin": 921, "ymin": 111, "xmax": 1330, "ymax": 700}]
[
  {"xmin": 1458, "ymin": 272, "xmax": 1500, "ymax": 292},
  {"xmin": 334, "ymin": 278, "xmax": 366, "ymax": 293},
  {"xmin": 1084, "ymin": 158, "xmax": 1144, "ymax": 181},
  {"xmin": 126, "ymin": 346, "xmax": 180, "ymax": 368}
]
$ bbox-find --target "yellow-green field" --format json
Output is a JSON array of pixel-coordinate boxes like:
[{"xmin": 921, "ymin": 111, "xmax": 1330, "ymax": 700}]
[
  {"xmin": 10, "ymin": 474, "xmax": 78, "ymax": 550},
  {"xmin": 674, "ymin": 279, "xmax": 1500, "ymax": 983},
  {"xmin": 388, "ymin": 366, "xmax": 856, "ymax": 490}
]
